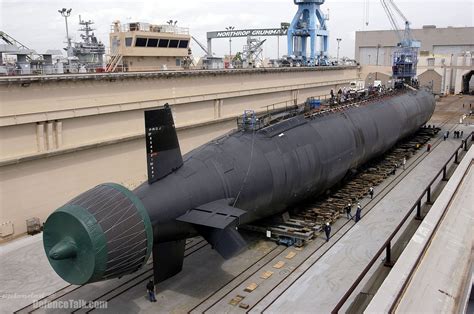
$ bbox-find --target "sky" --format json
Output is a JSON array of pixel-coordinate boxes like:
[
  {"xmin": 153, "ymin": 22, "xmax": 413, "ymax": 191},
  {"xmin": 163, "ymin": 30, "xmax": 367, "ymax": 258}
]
[{"xmin": 1, "ymin": 0, "xmax": 473, "ymax": 59}]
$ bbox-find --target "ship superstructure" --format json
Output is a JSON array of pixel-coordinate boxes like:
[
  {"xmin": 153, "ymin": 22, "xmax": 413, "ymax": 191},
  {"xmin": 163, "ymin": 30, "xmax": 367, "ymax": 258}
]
[
  {"xmin": 71, "ymin": 16, "xmax": 105, "ymax": 71},
  {"xmin": 107, "ymin": 21, "xmax": 191, "ymax": 72}
]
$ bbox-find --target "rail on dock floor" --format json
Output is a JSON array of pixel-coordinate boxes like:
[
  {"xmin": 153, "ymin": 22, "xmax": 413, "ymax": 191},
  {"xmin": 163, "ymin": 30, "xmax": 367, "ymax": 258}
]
[{"xmin": 365, "ymin": 144, "xmax": 474, "ymax": 313}]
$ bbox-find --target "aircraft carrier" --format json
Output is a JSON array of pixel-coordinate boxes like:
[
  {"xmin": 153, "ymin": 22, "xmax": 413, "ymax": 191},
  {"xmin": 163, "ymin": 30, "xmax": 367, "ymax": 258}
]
[{"xmin": 1, "ymin": 1, "xmax": 474, "ymax": 313}]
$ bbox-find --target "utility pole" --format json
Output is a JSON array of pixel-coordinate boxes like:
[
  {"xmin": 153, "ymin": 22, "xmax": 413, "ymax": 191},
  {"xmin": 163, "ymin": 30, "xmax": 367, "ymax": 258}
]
[
  {"xmin": 58, "ymin": 8, "xmax": 73, "ymax": 57},
  {"xmin": 277, "ymin": 35, "xmax": 280, "ymax": 60},
  {"xmin": 376, "ymin": 44, "xmax": 381, "ymax": 80},
  {"xmin": 336, "ymin": 38, "xmax": 342, "ymax": 62},
  {"xmin": 226, "ymin": 26, "xmax": 235, "ymax": 58},
  {"xmin": 376, "ymin": 44, "xmax": 380, "ymax": 66},
  {"xmin": 279, "ymin": 22, "xmax": 290, "ymax": 60}
]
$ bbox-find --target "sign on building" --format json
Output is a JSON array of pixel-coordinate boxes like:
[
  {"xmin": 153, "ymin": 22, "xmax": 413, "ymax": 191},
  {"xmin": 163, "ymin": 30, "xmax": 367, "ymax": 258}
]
[{"xmin": 207, "ymin": 28, "xmax": 288, "ymax": 39}]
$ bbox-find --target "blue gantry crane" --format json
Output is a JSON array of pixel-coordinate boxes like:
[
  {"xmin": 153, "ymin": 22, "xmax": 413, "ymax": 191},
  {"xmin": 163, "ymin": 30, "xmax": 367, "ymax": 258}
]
[{"xmin": 287, "ymin": 0, "xmax": 329, "ymax": 66}]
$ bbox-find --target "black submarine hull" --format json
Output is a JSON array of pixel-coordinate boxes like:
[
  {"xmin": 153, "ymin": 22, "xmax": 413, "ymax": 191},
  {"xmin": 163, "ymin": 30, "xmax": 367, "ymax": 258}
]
[
  {"xmin": 137, "ymin": 90, "xmax": 434, "ymax": 237},
  {"xmin": 43, "ymin": 90, "xmax": 435, "ymax": 285}
]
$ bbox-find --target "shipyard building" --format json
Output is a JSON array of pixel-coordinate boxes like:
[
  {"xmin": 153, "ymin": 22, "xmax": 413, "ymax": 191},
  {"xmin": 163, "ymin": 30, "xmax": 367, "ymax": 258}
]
[{"xmin": 355, "ymin": 26, "xmax": 474, "ymax": 94}]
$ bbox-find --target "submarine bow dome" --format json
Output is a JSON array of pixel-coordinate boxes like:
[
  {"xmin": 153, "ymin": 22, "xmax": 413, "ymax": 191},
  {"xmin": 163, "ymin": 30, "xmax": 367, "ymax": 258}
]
[{"xmin": 43, "ymin": 183, "xmax": 153, "ymax": 285}]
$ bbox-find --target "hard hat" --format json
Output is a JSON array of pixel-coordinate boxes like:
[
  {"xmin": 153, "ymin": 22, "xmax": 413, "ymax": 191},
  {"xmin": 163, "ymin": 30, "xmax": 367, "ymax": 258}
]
[{"xmin": 326, "ymin": 222, "xmax": 330, "ymax": 226}]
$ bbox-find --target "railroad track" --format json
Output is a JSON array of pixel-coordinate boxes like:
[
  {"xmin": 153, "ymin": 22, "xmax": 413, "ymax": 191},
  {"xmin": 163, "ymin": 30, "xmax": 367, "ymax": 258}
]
[
  {"xmin": 17, "ymin": 117, "xmax": 460, "ymax": 313},
  {"xmin": 15, "ymin": 238, "xmax": 206, "ymax": 314},
  {"xmin": 248, "ymin": 126, "xmax": 465, "ymax": 313},
  {"xmin": 187, "ymin": 121, "xmax": 457, "ymax": 313},
  {"xmin": 184, "ymin": 122, "xmax": 447, "ymax": 312},
  {"xmin": 74, "ymin": 239, "xmax": 209, "ymax": 314}
]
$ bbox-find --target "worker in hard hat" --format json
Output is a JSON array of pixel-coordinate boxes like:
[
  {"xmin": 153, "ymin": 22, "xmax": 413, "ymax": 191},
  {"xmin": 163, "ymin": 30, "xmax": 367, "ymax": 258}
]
[
  {"xmin": 324, "ymin": 222, "xmax": 331, "ymax": 242},
  {"xmin": 345, "ymin": 202, "xmax": 353, "ymax": 220},
  {"xmin": 355, "ymin": 203, "xmax": 362, "ymax": 222}
]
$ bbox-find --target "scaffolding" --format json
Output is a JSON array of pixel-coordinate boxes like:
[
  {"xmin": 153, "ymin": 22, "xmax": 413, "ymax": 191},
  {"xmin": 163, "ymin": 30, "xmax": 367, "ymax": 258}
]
[{"xmin": 241, "ymin": 37, "xmax": 266, "ymax": 68}]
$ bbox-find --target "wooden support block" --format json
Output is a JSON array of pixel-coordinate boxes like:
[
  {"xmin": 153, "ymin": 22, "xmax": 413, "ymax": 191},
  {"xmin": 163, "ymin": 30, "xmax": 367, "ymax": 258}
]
[
  {"xmin": 244, "ymin": 283, "xmax": 258, "ymax": 292},
  {"xmin": 260, "ymin": 271, "xmax": 274, "ymax": 279},
  {"xmin": 239, "ymin": 303, "xmax": 250, "ymax": 309},
  {"xmin": 285, "ymin": 251, "xmax": 297, "ymax": 259},
  {"xmin": 273, "ymin": 261, "xmax": 286, "ymax": 269},
  {"xmin": 229, "ymin": 295, "xmax": 245, "ymax": 306}
]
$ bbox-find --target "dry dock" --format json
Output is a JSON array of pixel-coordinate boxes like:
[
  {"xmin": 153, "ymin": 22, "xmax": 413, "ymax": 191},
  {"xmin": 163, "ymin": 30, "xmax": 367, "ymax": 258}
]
[{"xmin": 1, "ymin": 95, "xmax": 473, "ymax": 314}]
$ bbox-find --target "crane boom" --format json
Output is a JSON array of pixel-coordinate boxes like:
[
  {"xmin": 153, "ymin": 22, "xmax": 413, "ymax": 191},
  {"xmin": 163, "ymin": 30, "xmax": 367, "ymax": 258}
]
[
  {"xmin": 387, "ymin": 0, "xmax": 408, "ymax": 23},
  {"xmin": 191, "ymin": 36, "xmax": 209, "ymax": 56},
  {"xmin": 0, "ymin": 31, "xmax": 31, "ymax": 50},
  {"xmin": 248, "ymin": 39, "xmax": 266, "ymax": 54},
  {"xmin": 381, "ymin": 0, "xmax": 404, "ymax": 41},
  {"xmin": 380, "ymin": 0, "xmax": 418, "ymax": 47}
]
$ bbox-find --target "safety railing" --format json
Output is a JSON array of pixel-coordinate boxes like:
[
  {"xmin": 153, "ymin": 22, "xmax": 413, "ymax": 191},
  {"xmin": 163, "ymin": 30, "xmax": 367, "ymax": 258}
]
[{"xmin": 331, "ymin": 131, "xmax": 474, "ymax": 313}]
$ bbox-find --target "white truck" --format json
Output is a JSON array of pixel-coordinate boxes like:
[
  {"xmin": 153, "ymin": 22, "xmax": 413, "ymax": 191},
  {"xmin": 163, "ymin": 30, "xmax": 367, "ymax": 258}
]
[{"xmin": 350, "ymin": 80, "xmax": 365, "ymax": 91}]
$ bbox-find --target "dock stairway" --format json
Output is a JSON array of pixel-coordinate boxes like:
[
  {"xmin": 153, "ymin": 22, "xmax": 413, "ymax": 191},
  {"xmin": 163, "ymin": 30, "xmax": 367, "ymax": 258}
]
[{"xmin": 106, "ymin": 48, "xmax": 123, "ymax": 72}]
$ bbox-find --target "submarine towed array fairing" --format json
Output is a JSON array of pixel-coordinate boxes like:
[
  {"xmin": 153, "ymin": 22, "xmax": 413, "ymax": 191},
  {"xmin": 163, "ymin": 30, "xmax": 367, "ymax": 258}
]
[{"xmin": 43, "ymin": 89, "xmax": 435, "ymax": 285}]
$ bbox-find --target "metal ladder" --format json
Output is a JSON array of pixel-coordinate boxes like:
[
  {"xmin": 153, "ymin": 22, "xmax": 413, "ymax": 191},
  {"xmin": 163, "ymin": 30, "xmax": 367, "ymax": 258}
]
[{"xmin": 105, "ymin": 47, "xmax": 123, "ymax": 72}]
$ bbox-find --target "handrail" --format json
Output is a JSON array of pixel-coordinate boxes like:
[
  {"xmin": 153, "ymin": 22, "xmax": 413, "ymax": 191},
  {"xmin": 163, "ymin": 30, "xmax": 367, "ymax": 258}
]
[
  {"xmin": 331, "ymin": 131, "xmax": 474, "ymax": 313},
  {"xmin": 106, "ymin": 47, "xmax": 122, "ymax": 73},
  {"xmin": 388, "ymin": 158, "xmax": 472, "ymax": 312}
]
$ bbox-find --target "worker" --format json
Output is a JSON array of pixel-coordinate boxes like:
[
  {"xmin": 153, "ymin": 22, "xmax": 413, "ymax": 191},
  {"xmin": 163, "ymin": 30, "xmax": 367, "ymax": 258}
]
[
  {"xmin": 463, "ymin": 103, "xmax": 465, "ymax": 108},
  {"xmin": 369, "ymin": 187, "xmax": 374, "ymax": 199},
  {"xmin": 324, "ymin": 222, "xmax": 331, "ymax": 242},
  {"xmin": 345, "ymin": 202, "xmax": 353, "ymax": 219},
  {"xmin": 427, "ymin": 143, "xmax": 432, "ymax": 152},
  {"xmin": 443, "ymin": 132, "xmax": 447, "ymax": 141},
  {"xmin": 461, "ymin": 130, "xmax": 464, "ymax": 138},
  {"xmin": 402, "ymin": 157, "xmax": 407, "ymax": 170},
  {"xmin": 146, "ymin": 280, "xmax": 157, "ymax": 302},
  {"xmin": 355, "ymin": 203, "xmax": 362, "ymax": 222},
  {"xmin": 447, "ymin": 130, "xmax": 450, "ymax": 138}
]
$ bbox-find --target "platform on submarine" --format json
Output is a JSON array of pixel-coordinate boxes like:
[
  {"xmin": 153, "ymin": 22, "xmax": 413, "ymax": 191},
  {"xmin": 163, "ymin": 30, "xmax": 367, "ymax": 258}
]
[{"xmin": 1, "ymin": 96, "xmax": 473, "ymax": 314}]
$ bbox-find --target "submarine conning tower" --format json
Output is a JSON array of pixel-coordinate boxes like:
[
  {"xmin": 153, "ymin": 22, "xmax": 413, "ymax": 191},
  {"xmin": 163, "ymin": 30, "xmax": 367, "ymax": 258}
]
[{"xmin": 43, "ymin": 89, "xmax": 435, "ymax": 285}]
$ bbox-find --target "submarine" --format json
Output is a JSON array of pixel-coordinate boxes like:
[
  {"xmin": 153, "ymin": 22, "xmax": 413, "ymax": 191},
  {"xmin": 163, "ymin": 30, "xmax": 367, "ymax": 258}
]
[{"xmin": 43, "ymin": 88, "xmax": 435, "ymax": 285}]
